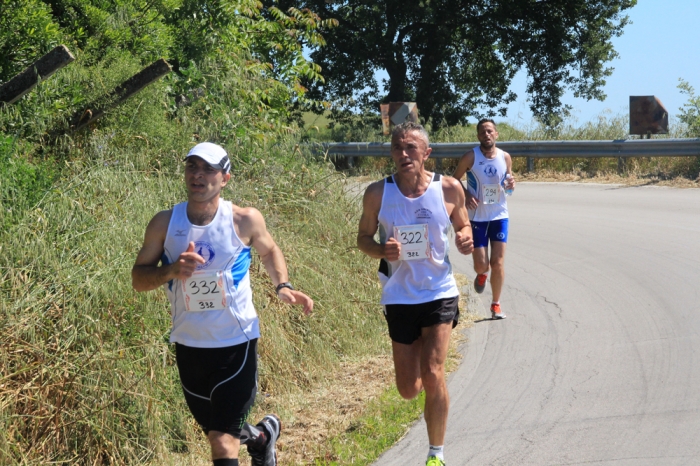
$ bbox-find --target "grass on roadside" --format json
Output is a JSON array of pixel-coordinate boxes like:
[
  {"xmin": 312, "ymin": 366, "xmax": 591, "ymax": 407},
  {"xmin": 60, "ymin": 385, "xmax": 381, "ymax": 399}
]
[{"xmin": 0, "ymin": 136, "xmax": 388, "ymax": 465}]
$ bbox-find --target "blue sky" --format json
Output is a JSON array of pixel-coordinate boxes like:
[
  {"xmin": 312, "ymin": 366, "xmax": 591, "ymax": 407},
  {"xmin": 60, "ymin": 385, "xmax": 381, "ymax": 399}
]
[{"xmin": 504, "ymin": 1, "xmax": 700, "ymax": 127}]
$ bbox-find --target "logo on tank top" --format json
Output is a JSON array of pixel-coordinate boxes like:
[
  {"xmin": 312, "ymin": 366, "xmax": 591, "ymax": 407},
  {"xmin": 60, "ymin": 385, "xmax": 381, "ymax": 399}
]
[
  {"xmin": 415, "ymin": 208, "xmax": 432, "ymax": 219},
  {"xmin": 194, "ymin": 241, "xmax": 215, "ymax": 270},
  {"xmin": 484, "ymin": 165, "xmax": 498, "ymax": 178}
]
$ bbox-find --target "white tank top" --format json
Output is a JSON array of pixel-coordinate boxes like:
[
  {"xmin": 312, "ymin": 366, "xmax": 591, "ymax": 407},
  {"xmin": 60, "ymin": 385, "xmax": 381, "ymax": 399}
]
[
  {"xmin": 465, "ymin": 146, "xmax": 509, "ymax": 222},
  {"xmin": 377, "ymin": 173, "xmax": 459, "ymax": 305},
  {"xmin": 162, "ymin": 200, "xmax": 259, "ymax": 347}
]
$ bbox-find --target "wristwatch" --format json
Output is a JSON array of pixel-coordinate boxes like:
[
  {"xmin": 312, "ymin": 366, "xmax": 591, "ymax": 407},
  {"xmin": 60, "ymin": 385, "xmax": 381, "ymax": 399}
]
[{"xmin": 275, "ymin": 282, "xmax": 294, "ymax": 294}]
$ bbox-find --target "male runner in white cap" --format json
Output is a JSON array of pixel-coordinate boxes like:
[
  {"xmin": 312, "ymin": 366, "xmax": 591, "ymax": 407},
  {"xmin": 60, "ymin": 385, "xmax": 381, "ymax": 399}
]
[{"xmin": 132, "ymin": 142, "xmax": 313, "ymax": 466}]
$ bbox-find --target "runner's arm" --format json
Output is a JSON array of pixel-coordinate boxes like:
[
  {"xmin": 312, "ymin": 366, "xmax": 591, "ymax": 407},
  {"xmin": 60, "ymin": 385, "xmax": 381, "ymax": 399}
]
[
  {"xmin": 452, "ymin": 150, "xmax": 474, "ymax": 182},
  {"xmin": 357, "ymin": 181, "xmax": 401, "ymax": 261},
  {"xmin": 242, "ymin": 207, "xmax": 313, "ymax": 314},
  {"xmin": 131, "ymin": 210, "xmax": 205, "ymax": 292},
  {"xmin": 504, "ymin": 151, "xmax": 515, "ymax": 190},
  {"xmin": 443, "ymin": 177, "xmax": 474, "ymax": 256},
  {"xmin": 452, "ymin": 150, "xmax": 478, "ymax": 210}
]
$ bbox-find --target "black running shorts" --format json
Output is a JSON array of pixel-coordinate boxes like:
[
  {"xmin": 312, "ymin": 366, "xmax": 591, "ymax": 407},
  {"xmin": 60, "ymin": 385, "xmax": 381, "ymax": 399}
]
[
  {"xmin": 383, "ymin": 296, "xmax": 460, "ymax": 345},
  {"xmin": 175, "ymin": 339, "xmax": 258, "ymax": 437}
]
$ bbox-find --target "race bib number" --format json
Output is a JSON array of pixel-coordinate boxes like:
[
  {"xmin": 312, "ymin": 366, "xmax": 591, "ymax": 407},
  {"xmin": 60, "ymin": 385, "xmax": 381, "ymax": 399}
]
[
  {"xmin": 394, "ymin": 224, "xmax": 431, "ymax": 261},
  {"xmin": 482, "ymin": 184, "xmax": 500, "ymax": 205},
  {"xmin": 183, "ymin": 270, "xmax": 227, "ymax": 312}
]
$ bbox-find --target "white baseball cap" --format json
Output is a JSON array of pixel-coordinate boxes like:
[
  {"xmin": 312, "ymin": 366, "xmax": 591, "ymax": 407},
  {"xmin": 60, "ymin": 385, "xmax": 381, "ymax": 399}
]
[{"xmin": 185, "ymin": 142, "xmax": 231, "ymax": 174}]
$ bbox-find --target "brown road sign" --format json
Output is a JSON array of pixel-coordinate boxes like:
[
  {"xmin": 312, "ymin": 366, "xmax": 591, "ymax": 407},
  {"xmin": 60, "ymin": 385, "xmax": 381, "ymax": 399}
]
[
  {"xmin": 381, "ymin": 102, "xmax": 419, "ymax": 134},
  {"xmin": 630, "ymin": 96, "xmax": 668, "ymax": 135}
]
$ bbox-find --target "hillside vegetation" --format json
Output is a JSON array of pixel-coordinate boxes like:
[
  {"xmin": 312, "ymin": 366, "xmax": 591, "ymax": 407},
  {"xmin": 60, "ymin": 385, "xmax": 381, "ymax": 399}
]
[
  {"xmin": 1, "ymin": 2, "xmax": 386, "ymax": 464},
  {"xmin": 2, "ymin": 2, "xmax": 699, "ymax": 464}
]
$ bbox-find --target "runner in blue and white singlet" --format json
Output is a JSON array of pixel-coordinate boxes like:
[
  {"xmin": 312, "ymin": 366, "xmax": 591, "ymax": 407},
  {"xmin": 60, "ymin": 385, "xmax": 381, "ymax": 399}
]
[
  {"xmin": 465, "ymin": 146, "xmax": 509, "ymax": 222},
  {"xmin": 132, "ymin": 142, "xmax": 313, "ymax": 466},
  {"xmin": 453, "ymin": 119, "xmax": 516, "ymax": 320},
  {"xmin": 162, "ymin": 199, "xmax": 259, "ymax": 348}
]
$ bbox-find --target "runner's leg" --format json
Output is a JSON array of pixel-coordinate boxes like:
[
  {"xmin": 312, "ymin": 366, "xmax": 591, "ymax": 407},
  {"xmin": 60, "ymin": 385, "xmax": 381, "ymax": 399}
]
[
  {"xmin": 208, "ymin": 432, "xmax": 240, "ymax": 460},
  {"xmin": 420, "ymin": 322, "xmax": 452, "ymax": 447},
  {"xmin": 392, "ymin": 339, "xmax": 423, "ymax": 400},
  {"xmin": 471, "ymin": 221, "xmax": 490, "ymax": 275},
  {"xmin": 489, "ymin": 241, "xmax": 507, "ymax": 303},
  {"xmin": 472, "ymin": 246, "xmax": 489, "ymax": 274}
]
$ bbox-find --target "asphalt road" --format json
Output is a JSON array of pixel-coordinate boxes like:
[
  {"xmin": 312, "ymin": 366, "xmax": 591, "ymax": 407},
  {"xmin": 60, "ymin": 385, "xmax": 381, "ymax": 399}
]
[{"xmin": 374, "ymin": 182, "xmax": 700, "ymax": 466}]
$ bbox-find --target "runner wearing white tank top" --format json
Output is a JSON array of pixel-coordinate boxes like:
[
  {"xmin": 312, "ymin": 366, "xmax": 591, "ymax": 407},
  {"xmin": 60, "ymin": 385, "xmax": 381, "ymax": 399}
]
[
  {"xmin": 453, "ymin": 119, "xmax": 516, "ymax": 320},
  {"xmin": 162, "ymin": 199, "xmax": 259, "ymax": 347},
  {"xmin": 132, "ymin": 142, "xmax": 313, "ymax": 466},
  {"xmin": 377, "ymin": 173, "xmax": 459, "ymax": 305},
  {"xmin": 358, "ymin": 122, "xmax": 474, "ymax": 466}
]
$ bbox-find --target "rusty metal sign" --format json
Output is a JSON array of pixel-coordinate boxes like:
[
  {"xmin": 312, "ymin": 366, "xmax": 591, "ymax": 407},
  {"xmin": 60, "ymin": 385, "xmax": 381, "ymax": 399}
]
[
  {"xmin": 629, "ymin": 96, "xmax": 668, "ymax": 135},
  {"xmin": 381, "ymin": 102, "xmax": 419, "ymax": 135}
]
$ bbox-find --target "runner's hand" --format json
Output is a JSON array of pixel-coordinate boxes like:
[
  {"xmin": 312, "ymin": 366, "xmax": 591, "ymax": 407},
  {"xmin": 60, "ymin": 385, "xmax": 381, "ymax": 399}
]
[
  {"xmin": 504, "ymin": 175, "xmax": 516, "ymax": 190},
  {"xmin": 455, "ymin": 231, "xmax": 474, "ymax": 255},
  {"xmin": 277, "ymin": 288, "xmax": 314, "ymax": 315},
  {"xmin": 172, "ymin": 242, "xmax": 206, "ymax": 280},
  {"xmin": 465, "ymin": 191, "xmax": 479, "ymax": 210},
  {"xmin": 384, "ymin": 237, "xmax": 401, "ymax": 261}
]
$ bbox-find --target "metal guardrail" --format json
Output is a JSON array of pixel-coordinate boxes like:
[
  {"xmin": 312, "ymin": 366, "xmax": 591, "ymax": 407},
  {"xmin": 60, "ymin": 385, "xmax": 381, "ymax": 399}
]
[{"xmin": 320, "ymin": 139, "xmax": 700, "ymax": 159}]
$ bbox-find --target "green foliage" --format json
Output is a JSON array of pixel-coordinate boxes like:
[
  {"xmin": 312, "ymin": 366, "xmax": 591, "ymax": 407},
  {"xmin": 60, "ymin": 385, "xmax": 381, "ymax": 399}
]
[
  {"xmin": 0, "ymin": 0, "xmax": 63, "ymax": 83},
  {"xmin": 157, "ymin": 0, "xmax": 334, "ymax": 120},
  {"xmin": 0, "ymin": 0, "xmax": 332, "ymax": 151},
  {"xmin": 0, "ymin": 133, "xmax": 59, "ymax": 230},
  {"xmin": 678, "ymin": 79, "xmax": 700, "ymax": 137},
  {"xmin": 41, "ymin": 0, "xmax": 177, "ymax": 63},
  {"xmin": 277, "ymin": 0, "xmax": 636, "ymax": 127}
]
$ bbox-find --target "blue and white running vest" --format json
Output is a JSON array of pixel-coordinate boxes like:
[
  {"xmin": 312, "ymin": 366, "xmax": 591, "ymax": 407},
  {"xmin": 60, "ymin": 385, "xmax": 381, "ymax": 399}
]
[
  {"xmin": 377, "ymin": 173, "xmax": 459, "ymax": 305},
  {"xmin": 162, "ymin": 200, "xmax": 259, "ymax": 347},
  {"xmin": 466, "ymin": 146, "xmax": 509, "ymax": 222}
]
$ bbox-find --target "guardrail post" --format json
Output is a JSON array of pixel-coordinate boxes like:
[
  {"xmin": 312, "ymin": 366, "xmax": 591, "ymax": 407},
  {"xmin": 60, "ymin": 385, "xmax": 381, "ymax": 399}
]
[
  {"xmin": 618, "ymin": 157, "xmax": 627, "ymax": 174},
  {"xmin": 0, "ymin": 45, "xmax": 75, "ymax": 105},
  {"xmin": 435, "ymin": 157, "xmax": 443, "ymax": 173},
  {"xmin": 527, "ymin": 156, "xmax": 534, "ymax": 172},
  {"xmin": 347, "ymin": 156, "xmax": 355, "ymax": 168}
]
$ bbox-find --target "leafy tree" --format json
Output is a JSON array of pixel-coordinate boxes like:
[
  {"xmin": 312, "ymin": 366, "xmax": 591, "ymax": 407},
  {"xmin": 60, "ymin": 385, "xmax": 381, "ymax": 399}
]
[
  {"xmin": 165, "ymin": 0, "xmax": 334, "ymax": 107},
  {"xmin": 678, "ymin": 79, "xmax": 700, "ymax": 137},
  {"xmin": 1, "ymin": 0, "xmax": 334, "ymax": 146},
  {"xmin": 273, "ymin": 0, "xmax": 636, "ymax": 126}
]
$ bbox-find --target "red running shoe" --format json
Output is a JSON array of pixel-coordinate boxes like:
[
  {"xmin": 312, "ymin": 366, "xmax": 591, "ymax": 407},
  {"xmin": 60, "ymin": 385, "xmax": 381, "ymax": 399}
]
[
  {"xmin": 490, "ymin": 303, "xmax": 506, "ymax": 320},
  {"xmin": 474, "ymin": 273, "xmax": 488, "ymax": 294}
]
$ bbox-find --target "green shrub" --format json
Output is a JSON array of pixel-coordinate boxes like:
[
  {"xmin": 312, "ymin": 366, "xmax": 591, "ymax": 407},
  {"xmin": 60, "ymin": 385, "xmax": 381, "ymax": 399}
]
[
  {"xmin": 0, "ymin": 133, "xmax": 59, "ymax": 229},
  {"xmin": 0, "ymin": 0, "xmax": 63, "ymax": 83}
]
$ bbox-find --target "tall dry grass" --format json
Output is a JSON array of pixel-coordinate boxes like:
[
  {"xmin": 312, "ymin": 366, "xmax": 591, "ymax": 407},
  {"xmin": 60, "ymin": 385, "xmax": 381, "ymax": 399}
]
[{"xmin": 0, "ymin": 129, "xmax": 385, "ymax": 464}]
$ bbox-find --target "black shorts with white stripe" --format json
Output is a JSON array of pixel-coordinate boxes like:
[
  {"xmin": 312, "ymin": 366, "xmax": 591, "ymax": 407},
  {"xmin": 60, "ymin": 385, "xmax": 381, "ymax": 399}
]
[{"xmin": 175, "ymin": 339, "xmax": 258, "ymax": 437}]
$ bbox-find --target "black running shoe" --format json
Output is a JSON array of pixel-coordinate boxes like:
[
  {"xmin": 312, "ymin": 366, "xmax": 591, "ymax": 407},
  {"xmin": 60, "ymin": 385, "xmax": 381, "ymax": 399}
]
[
  {"xmin": 247, "ymin": 414, "xmax": 281, "ymax": 466},
  {"xmin": 474, "ymin": 273, "xmax": 488, "ymax": 294}
]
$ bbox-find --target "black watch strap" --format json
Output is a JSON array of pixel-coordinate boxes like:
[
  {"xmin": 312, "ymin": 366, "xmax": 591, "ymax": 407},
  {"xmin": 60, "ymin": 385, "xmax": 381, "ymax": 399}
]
[{"xmin": 275, "ymin": 282, "xmax": 294, "ymax": 294}]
